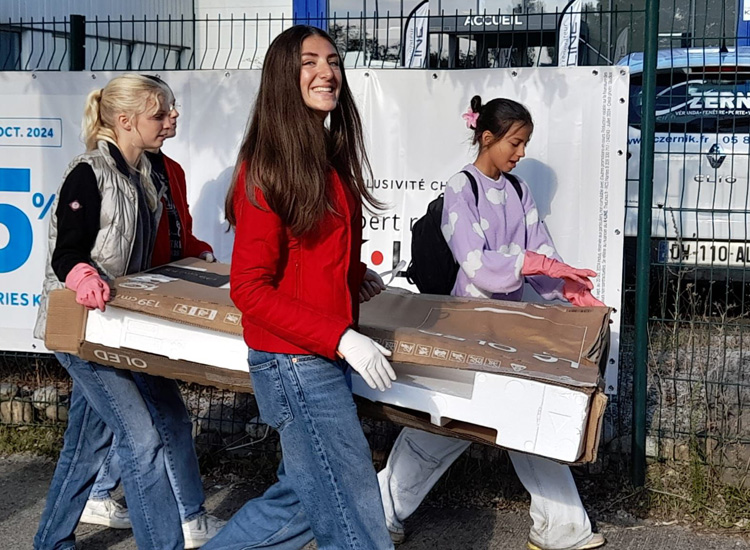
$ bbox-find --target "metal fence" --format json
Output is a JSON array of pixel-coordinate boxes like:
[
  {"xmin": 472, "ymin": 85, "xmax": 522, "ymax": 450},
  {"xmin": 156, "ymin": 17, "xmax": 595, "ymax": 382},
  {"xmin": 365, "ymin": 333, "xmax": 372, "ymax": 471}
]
[
  {"xmin": 1, "ymin": 9, "xmax": 646, "ymax": 72},
  {"xmin": 631, "ymin": 2, "xmax": 750, "ymax": 485},
  {"xmin": 3, "ymin": 5, "xmax": 750, "ymax": 486}
]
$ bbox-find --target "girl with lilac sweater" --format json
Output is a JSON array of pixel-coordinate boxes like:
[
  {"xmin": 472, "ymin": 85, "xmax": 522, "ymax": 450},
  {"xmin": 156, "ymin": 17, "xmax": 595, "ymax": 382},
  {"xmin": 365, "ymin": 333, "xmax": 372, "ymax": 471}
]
[
  {"xmin": 443, "ymin": 104, "xmax": 602, "ymax": 307},
  {"xmin": 378, "ymin": 96, "xmax": 606, "ymax": 550},
  {"xmin": 445, "ymin": 162, "xmax": 567, "ymax": 302}
]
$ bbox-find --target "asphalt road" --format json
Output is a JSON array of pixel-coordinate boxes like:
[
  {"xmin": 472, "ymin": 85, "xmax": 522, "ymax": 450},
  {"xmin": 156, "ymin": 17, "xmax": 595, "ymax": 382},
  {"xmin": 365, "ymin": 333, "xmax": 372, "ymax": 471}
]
[{"xmin": 2, "ymin": 454, "xmax": 747, "ymax": 549}]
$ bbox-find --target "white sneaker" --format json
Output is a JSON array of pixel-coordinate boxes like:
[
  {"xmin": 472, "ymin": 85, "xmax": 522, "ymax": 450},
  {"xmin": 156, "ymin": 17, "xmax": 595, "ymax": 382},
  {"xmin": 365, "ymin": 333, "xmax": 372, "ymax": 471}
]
[
  {"xmin": 79, "ymin": 497, "xmax": 132, "ymax": 529},
  {"xmin": 182, "ymin": 514, "xmax": 227, "ymax": 549},
  {"xmin": 527, "ymin": 532, "xmax": 606, "ymax": 550}
]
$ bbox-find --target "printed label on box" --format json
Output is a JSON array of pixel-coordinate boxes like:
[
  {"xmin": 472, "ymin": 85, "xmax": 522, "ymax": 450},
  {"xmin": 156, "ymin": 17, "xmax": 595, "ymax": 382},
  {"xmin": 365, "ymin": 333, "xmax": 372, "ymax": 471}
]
[
  {"xmin": 432, "ymin": 348, "xmax": 449, "ymax": 360},
  {"xmin": 398, "ymin": 342, "xmax": 416, "ymax": 355},
  {"xmin": 449, "ymin": 351, "xmax": 467, "ymax": 363},
  {"xmin": 224, "ymin": 312, "xmax": 241, "ymax": 325},
  {"xmin": 173, "ymin": 304, "xmax": 218, "ymax": 320}
]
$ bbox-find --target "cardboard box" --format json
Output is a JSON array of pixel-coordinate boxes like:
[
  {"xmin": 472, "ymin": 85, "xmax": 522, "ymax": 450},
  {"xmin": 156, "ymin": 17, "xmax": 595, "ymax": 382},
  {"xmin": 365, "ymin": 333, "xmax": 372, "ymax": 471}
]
[
  {"xmin": 44, "ymin": 258, "xmax": 610, "ymax": 463},
  {"xmin": 358, "ymin": 289, "xmax": 610, "ymax": 389},
  {"xmin": 354, "ymin": 290, "xmax": 611, "ymax": 462},
  {"xmin": 106, "ymin": 259, "xmax": 242, "ymax": 335},
  {"xmin": 356, "ymin": 390, "xmax": 608, "ymax": 464},
  {"xmin": 44, "ymin": 284, "xmax": 252, "ymax": 393},
  {"xmin": 354, "ymin": 362, "xmax": 597, "ymax": 462}
]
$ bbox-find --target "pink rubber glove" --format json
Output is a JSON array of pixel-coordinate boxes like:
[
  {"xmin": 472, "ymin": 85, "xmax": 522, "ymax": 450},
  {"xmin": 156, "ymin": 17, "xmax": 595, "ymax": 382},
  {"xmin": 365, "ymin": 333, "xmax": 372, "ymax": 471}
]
[
  {"xmin": 562, "ymin": 280, "xmax": 605, "ymax": 307},
  {"xmin": 521, "ymin": 251, "xmax": 596, "ymax": 289},
  {"xmin": 64, "ymin": 263, "xmax": 110, "ymax": 311}
]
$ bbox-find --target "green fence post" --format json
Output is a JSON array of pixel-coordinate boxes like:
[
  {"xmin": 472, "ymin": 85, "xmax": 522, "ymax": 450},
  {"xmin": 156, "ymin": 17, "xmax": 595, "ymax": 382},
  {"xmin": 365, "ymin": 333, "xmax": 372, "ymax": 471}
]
[
  {"xmin": 69, "ymin": 14, "xmax": 85, "ymax": 71},
  {"xmin": 633, "ymin": 0, "xmax": 660, "ymax": 486}
]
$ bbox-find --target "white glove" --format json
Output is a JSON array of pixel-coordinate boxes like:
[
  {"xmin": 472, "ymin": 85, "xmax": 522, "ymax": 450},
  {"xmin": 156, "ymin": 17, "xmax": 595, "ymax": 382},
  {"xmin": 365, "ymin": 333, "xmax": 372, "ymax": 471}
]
[
  {"xmin": 200, "ymin": 251, "xmax": 216, "ymax": 263},
  {"xmin": 337, "ymin": 329, "xmax": 396, "ymax": 391}
]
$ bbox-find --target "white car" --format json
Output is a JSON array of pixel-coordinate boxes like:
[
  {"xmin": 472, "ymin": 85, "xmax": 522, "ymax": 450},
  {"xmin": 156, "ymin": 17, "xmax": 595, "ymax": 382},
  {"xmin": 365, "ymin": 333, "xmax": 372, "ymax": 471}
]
[{"xmin": 619, "ymin": 48, "xmax": 750, "ymax": 279}]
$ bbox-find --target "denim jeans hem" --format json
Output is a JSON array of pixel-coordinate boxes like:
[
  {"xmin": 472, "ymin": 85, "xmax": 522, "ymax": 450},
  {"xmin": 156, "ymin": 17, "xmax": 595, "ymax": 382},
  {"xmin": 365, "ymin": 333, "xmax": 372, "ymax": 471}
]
[{"xmin": 182, "ymin": 509, "xmax": 206, "ymax": 523}]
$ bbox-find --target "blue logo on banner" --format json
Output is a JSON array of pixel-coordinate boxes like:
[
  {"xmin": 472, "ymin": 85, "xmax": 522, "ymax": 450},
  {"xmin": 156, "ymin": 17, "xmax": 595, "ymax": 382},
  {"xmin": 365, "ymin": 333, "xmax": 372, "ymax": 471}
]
[{"xmin": 0, "ymin": 168, "xmax": 33, "ymax": 273}]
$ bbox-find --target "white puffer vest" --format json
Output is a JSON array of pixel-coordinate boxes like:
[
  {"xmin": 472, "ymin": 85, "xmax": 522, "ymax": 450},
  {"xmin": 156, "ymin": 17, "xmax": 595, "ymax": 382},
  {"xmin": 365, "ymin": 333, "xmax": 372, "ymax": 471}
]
[{"xmin": 34, "ymin": 141, "xmax": 162, "ymax": 340}]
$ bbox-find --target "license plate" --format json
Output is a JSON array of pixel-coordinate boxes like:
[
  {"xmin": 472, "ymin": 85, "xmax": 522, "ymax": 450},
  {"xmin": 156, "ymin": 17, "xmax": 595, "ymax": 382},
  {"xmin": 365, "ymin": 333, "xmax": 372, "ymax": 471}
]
[{"xmin": 659, "ymin": 240, "xmax": 750, "ymax": 267}]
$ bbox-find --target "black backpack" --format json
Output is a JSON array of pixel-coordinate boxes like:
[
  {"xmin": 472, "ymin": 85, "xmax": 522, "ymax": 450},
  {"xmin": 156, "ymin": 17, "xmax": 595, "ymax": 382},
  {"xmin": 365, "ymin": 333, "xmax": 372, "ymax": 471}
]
[{"xmin": 405, "ymin": 170, "xmax": 523, "ymax": 294}]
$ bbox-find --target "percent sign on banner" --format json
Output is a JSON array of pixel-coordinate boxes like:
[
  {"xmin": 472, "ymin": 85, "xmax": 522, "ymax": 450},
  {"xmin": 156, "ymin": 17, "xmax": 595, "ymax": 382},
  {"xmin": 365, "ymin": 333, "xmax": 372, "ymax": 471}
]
[
  {"xmin": 33, "ymin": 190, "xmax": 55, "ymax": 219},
  {"xmin": 0, "ymin": 167, "xmax": 55, "ymax": 274}
]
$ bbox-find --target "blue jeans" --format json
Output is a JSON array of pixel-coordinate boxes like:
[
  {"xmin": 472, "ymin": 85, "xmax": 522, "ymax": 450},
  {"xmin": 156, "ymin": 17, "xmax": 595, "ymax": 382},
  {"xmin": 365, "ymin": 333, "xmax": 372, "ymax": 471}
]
[
  {"xmin": 203, "ymin": 350, "xmax": 393, "ymax": 550},
  {"xmin": 34, "ymin": 353, "xmax": 183, "ymax": 550},
  {"xmin": 89, "ymin": 375, "xmax": 206, "ymax": 522},
  {"xmin": 89, "ymin": 439, "xmax": 118, "ymax": 500}
]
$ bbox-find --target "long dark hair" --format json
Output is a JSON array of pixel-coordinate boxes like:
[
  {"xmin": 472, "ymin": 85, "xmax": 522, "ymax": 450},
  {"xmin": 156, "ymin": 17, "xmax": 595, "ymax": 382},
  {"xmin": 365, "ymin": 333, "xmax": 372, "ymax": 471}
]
[
  {"xmin": 468, "ymin": 95, "xmax": 534, "ymax": 146},
  {"xmin": 225, "ymin": 25, "xmax": 382, "ymax": 234}
]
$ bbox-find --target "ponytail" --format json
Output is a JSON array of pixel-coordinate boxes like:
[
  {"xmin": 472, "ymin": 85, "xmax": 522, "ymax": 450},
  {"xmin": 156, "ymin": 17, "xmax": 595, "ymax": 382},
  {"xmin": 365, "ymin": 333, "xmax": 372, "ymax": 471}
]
[
  {"xmin": 81, "ymin": 88, "xmax": 115, "ymax": 151},
  {"xmin": 470, "ymin": 95, "xmax": 483, "ymax": 119}
]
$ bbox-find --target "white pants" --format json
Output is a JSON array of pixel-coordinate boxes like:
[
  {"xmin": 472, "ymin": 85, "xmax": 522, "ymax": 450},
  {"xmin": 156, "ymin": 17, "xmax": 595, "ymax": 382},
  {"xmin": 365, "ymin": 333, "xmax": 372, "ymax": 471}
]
[{"xmin": 378, "ymin": 428, "xmax": 594, "ymax": 549}]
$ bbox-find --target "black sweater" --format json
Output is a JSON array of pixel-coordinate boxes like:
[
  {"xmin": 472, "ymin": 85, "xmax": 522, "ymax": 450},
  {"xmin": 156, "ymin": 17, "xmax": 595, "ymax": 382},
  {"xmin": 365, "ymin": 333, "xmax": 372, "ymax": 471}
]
[{"xmin": 51, "ymin": 143, "xmax": 158, "ymax": 282}]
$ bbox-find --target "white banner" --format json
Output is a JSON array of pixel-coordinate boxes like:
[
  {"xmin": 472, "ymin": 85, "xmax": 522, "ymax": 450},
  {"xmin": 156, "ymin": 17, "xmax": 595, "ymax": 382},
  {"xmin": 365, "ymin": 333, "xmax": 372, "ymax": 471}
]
[
  {"xmin": 558, "ymin": 0, "xmax": 582, "ymax": 67},
  {"xmin": 401, "ymin": 0, "xmax": 429, "ymax": 68},
  {"xmin": 0, "ymin": 67, "xmax": 628, "ymax": 393}
]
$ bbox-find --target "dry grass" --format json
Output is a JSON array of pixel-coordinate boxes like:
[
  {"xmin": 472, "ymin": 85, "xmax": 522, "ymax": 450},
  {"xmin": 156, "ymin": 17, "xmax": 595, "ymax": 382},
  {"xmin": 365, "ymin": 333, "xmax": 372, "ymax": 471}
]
[{"xmin": 0, "ymin": 425, "xmax": 63, "ymax": 459}]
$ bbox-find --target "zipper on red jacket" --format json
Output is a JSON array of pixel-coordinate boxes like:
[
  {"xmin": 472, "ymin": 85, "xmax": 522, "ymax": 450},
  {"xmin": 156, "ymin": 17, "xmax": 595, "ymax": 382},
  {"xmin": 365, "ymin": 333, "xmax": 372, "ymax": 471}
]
[
  {"xmin": 295, "ymin": 260, "xmax": 301, "ymax": 299},
  {"xmin": 334, "ymin": 172, "xmax": 354, "ymax": 323}
]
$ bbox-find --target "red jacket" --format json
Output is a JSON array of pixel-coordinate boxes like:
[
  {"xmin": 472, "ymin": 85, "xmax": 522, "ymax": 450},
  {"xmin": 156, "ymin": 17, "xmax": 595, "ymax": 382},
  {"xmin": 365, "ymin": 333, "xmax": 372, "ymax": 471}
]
[
  {"xmin": 152, "ymin": 154, "xmax": 213, "ymax": 267},
  {"xmin": 230, "ymin": 163, "xmax": 367, "ymax": 359}
]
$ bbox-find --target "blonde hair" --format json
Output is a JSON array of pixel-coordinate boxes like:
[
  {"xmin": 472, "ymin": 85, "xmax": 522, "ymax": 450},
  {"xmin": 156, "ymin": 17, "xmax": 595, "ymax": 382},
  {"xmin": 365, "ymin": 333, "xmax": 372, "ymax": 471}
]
[
  {"xmin": 140, "ymin": 74, "xmax": 175, "ymax": 108},
  {"xmin": 81, "ymin": 74, "xmax": 168, "ymax": 151}
]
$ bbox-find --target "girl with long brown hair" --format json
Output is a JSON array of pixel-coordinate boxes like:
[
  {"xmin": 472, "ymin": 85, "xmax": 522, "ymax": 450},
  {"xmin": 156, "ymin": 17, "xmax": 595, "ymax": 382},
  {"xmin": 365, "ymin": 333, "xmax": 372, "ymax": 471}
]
[{"xmin": 204, "ymin": 25, "xmax": 394, "ymax": 550}]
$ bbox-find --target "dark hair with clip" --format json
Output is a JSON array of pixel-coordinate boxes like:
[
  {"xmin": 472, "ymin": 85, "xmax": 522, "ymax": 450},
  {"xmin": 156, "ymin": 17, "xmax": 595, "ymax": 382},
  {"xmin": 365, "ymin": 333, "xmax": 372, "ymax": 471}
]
[{"xmin": 468, "ymin": 95, "xmax": 533, "ymax": 147}]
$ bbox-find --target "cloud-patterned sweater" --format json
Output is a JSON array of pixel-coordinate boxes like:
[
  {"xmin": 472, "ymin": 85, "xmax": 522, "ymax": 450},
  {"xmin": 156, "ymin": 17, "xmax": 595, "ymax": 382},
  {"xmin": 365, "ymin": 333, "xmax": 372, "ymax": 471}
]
[{"xmin": 441, "ymin": 164, "xmax": 565, "ymax": 301}]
